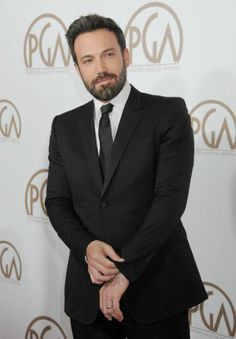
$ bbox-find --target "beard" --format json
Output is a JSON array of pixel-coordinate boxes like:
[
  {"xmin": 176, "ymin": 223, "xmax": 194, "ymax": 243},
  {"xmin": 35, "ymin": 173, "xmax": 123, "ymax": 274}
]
[{"xmin": 81, "ymin": 64, "xmax": 127, "ymax": 101}]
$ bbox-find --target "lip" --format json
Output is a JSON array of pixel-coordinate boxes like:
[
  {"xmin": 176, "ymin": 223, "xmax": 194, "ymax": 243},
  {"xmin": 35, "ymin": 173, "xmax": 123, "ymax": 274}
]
[{"xmin": 96, "ymin": 77, "xmax": 114, "ymax": 85}]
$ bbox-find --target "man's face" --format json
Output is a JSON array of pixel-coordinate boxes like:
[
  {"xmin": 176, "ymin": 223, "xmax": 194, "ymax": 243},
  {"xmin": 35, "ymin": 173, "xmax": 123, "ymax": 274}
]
[{"xmin": 74, "ymin": 29, "xmax": 130, "ymax": 101}]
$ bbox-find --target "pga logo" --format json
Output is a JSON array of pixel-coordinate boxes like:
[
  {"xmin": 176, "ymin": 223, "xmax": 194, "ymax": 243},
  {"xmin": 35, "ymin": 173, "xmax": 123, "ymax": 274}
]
[
  {"xmin": 25, "ymin": 316, "xmax": 67, "ymax": 339},
  {"xmin": 190, "ymin": 100, "xmax": 236, "ymax": 151},
  {"xmin": 125, "ymin": 2, "xmax": 183, "ymax": 66},
  {"xmin": 24, "ymin": 14, "xmax": 70, "ymax": 69},
  {"xmin": 0, "ymin": 241, "xmax": 22, "ymax": 282},
  {"xmin": 189, "ymin": 282, "xmax": 236, "ymax": 337},
  {"xmin": 0, "ymin": 100, "xmax": 21, "ymax": 139},
  {"xmin": 25, "ymin": 169, "xmax": 48, "ymax": 219}
]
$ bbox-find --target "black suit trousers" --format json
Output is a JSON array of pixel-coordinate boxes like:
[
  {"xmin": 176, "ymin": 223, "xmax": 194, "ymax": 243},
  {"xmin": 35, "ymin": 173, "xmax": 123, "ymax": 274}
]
[{"xmin": 70, "ymin": 307, "xmax": 190, "ymax": 339}]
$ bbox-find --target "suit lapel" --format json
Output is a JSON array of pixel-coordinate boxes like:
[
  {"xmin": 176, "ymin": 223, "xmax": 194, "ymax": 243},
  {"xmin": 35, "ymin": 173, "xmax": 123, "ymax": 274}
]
[
  {"xmin": 101, "ymin": 86, "xmax": 143, "ymax": 198},
  {"xmin": 78, "ymin": 101, "xmax": 103, "ymax": 193}
]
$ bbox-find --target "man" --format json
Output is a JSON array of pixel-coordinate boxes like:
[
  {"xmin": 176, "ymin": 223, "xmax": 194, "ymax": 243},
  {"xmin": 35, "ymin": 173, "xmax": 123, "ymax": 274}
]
[{"xmin": 45, "ymin": 14, "xmax": 207, "ymax": 339}]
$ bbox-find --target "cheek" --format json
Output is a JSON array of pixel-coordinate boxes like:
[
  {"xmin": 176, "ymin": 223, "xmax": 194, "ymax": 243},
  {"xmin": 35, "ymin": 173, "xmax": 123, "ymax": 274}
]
[
  {"xmin": 80, "ymin": 68, "xmax": 94, "ymax": 85},
  {"xmin": 109, "ymin": 64, "xmax": 123, "ymax": 78}
]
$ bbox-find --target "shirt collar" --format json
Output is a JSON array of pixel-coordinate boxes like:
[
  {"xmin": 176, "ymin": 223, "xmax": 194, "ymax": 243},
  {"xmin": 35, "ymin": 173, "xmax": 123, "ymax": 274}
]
[{"xmin": 93, "ymin": 81, "xmax": 131, "ymax": 119}]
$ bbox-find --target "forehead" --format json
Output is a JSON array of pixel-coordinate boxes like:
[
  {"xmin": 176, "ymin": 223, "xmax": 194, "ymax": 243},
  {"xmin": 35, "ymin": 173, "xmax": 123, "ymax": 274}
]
[{"xmin": 74, "ymin": 29, "xmax": 120, "ymax": 56}]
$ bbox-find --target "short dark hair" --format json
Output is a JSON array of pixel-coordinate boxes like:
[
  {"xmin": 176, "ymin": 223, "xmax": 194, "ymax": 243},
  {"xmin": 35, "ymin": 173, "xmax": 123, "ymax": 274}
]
[{"xmin": 66, "ymin": 14, "xmax": 126, "ymax": 64}]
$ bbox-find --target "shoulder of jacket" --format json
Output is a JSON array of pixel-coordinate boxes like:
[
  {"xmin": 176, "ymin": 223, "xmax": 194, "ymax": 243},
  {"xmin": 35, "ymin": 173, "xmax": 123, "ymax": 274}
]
[
  {"xmin": 55, "ymin": 100, "xmax": 93, "ymax": 121},
  {"xmin": 140, "ymin": 91, "xmax": 185, "ymax": 106}
]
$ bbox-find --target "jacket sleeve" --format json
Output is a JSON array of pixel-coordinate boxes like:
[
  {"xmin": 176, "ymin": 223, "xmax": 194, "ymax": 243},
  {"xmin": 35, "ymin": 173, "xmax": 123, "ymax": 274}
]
[
  {"xmin": 116, "ymin": 98, "xmax": 194, "ymax": 283},
  {"xmin": 45, "ymin": 116, "xmax": 96, "ymax": 266}
]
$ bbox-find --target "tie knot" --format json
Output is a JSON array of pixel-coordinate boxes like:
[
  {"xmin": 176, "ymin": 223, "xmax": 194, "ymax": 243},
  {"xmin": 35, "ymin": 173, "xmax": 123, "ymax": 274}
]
[{"xmin": 100, "ymin": 103, "xmax": 113, "ymax": 115}]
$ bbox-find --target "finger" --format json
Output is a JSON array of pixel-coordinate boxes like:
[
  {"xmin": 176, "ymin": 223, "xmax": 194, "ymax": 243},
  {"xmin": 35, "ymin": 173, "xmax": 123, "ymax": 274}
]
[
  {"xmin": 93, "ymin": 255, "xmax": 119, "ymax": 270},
  {"xmin": 100, "ymin": 287, "xmax": 112, "ymax": 321},
  {"xmin": 88, "ymin": 267, "xmax": 104, "ymax": 284},
  {"xmin": 111, "ymin": 298, "xmax": 124, "ymax": 322},
  {"xmin": 88, "ymin": 266, "xmax": 116, "ymax": 283},
  {"xmin": 93, "ymin": 273, "xmax": 115, "ymax": 283},
  {"xmin": 104, "ymin": 245, "xmax": 125, "ymax": 263},
  {"xmin": 86, "ymin": 243, "xmax": 119, "ymax": 268},
  {"xmin": 99, "ymin": 286, "xmax": 104, "ymax": 313},
  {"xmin": 88, "ymin": 251, "xmax": 118, "ymax": 271},
  {"xmin": 93, "ymin": 262, "xmax": 119, "ymax": 276}
]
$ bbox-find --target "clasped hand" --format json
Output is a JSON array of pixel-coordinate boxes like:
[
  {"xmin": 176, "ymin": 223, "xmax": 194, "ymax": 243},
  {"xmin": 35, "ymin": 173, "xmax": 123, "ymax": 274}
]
[{"xmin": 86, "ymin": 240, "xmax": 129, "ymax": 321}]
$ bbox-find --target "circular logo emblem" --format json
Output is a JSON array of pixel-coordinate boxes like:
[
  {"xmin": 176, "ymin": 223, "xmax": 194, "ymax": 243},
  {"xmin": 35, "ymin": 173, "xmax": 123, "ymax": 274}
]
[
  {"xmin": 25, "ymin": 169, "xmax": 48, "ymax": 219},
  {"xmin": 190, "ymin": 282, "xmax": 236, "ymax": 337},
  {"xmin": 24, "ymin": 14, "xmax": 70, "ymax": 69},
  {"xmin": 190, "ymin": 100, "xmax": 236, "ymax": 151},
  {"xmin": 0, "ymin": 100, "xmax": 21, "ymax": 139},
  {"xmin": 25, "ymin": 316, "xmax": 67, "ymax": 339},
  {"xmin": 125, "ymin": 2, "xmax": 183, "ymax": 66},
  {"xmin": 0, "ymin": 241, "xmax": 22, "ymax": 282}
]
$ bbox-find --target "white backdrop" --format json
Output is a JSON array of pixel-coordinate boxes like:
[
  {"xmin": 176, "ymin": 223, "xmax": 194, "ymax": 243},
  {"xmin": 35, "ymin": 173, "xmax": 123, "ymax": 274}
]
[{"xmin": 1, "ymin": 1, "xmax": 236, "ymax": 338}]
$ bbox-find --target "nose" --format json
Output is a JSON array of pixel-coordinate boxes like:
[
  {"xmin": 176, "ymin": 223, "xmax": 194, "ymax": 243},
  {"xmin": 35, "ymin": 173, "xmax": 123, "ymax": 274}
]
[{"xmin": 95, "ymin": 57, "xmax": 106, "ymax": 74}]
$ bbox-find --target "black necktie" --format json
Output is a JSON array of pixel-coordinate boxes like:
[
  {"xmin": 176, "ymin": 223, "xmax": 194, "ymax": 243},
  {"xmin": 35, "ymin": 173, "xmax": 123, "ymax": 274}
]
[{"xmin": 99, "ymin": 103, "xmax": 114, "ymax": 179}]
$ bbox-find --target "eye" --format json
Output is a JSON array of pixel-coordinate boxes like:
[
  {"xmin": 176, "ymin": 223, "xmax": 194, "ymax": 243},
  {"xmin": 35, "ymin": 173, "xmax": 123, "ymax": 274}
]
[
  {"xmin": 83, "ymin": 58, "xmax": 92, "ymax": 64},
  {"xmin": 105, "ymin": 52, "xmax": 115, "ymax": 57}
]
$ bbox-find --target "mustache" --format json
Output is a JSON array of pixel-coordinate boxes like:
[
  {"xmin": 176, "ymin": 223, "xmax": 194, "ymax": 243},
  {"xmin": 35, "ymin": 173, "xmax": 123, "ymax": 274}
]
[{"xmin": 91, "ymin": 72, "xmax": 118, "ymax": 86}]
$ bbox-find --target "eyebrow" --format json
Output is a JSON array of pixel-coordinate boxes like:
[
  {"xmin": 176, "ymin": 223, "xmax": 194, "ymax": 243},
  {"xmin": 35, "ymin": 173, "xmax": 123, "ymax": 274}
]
[
  {"xmin": 102, "ymin": 48, "xmax": 116, "ymax": 54},
  {"xmin": 79, "ymin": 48, "xmax": 116, "ymax": 61}
]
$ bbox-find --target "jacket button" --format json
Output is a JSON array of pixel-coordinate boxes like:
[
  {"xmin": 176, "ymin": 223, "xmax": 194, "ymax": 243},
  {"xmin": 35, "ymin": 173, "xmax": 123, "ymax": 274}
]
[{"xmin": 100, "ymin": 202, "xmax": 107, "ymax": 208}]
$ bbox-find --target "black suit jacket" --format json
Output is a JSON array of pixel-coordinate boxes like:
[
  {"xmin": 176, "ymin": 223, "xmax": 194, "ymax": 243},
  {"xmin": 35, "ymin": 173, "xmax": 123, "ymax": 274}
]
[{"xmin": 45, "ymin": 85, "xmax": 207, "ymax": 324}]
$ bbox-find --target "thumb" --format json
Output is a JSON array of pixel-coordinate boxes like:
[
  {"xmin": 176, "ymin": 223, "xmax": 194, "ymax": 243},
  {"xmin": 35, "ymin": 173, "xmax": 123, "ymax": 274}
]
[{"xmin": 105, "ymin": 245, "xmax": 125, "ymax": 262}]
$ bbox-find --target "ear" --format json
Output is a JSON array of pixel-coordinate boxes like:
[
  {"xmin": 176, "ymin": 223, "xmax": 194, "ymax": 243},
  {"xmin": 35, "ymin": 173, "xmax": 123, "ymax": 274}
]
[{"xmin": 123, "ymin": 48, "xmax": 130, "ymax": 67}]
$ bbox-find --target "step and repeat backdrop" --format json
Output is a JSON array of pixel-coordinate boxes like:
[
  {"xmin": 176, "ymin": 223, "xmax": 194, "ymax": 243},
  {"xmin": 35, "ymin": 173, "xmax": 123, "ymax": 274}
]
[{"xmin": 1, "ymin": 0, "xmax": 236, "ymax": 338}]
